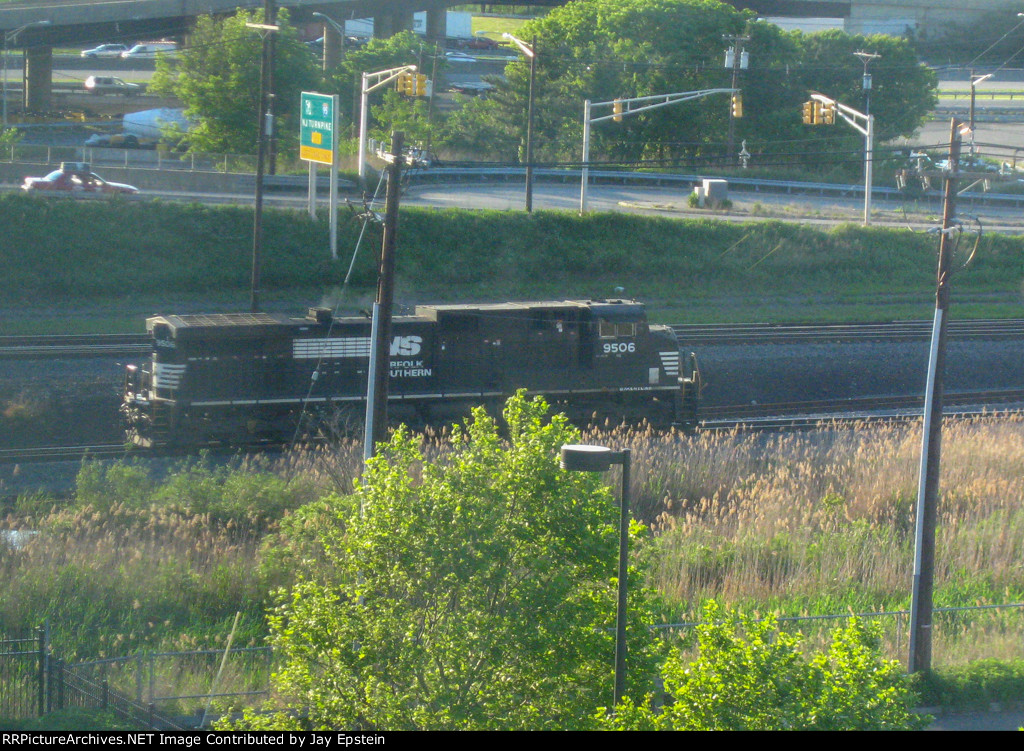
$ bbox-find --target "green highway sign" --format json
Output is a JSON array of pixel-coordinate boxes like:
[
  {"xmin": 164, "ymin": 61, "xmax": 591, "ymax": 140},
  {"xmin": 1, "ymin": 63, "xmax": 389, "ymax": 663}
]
[{"xmin": 300, "ymin": 92, "xmax": 337, "ymax": 165}]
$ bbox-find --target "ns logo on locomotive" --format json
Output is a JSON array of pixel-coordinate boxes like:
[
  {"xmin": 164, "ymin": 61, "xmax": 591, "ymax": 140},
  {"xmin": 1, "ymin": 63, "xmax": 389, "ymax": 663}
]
[{"xmin": 121, "ymin": 299, "xmax": 700, "ymax": 448}]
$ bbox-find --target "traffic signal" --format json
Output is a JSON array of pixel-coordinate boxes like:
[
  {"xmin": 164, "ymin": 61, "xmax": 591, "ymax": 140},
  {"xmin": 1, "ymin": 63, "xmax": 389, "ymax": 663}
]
[
  {"xmin": 731, "ymin": 93, "xmax": 743, "ymax": 118},
  {"xmin": 821, "ymin": 101, "xmax": 835, "ymax": 125},
  {"xmin": 397, "ymin": 72, "xmax": 414, "ymax": 95},
  {"xmin": 812, "ymin": 100, "xmax": 823, "ymax": 125},
  {"xmin": 802, "ymin": 101, "xmax": 814, "ymax": 124},
  {"xmin": 613, "ymin": 99, "xmax": 623, "ymax": 122},
  {"xmin": 415, "ymin": 74, "xmax": 428, "ymax": 97}
]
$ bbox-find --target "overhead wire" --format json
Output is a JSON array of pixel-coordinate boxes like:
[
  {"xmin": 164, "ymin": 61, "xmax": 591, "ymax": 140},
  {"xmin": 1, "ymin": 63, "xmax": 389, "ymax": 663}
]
[{"xmin": 288, "ymin": 169, "xmax": 388, "ymax": 447}]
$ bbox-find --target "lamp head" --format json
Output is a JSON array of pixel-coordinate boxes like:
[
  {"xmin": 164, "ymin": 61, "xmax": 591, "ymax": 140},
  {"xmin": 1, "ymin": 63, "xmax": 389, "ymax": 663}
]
[{"xmin": 561, "ymin": 444, "xmax": 616, "ymax": 472}]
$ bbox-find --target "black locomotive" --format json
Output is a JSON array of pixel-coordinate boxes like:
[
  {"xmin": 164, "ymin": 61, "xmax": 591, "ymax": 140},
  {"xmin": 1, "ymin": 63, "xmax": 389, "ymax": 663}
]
[{"xmin": 121, "ymin": 299, "xmax": 700, "ymax": 447}]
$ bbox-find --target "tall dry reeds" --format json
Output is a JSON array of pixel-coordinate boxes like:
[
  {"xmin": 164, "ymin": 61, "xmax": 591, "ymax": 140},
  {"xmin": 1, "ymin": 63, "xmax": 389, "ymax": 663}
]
[{"xmin": 596, "ymin": 415, "xmax": 1024, "ymax": 627}]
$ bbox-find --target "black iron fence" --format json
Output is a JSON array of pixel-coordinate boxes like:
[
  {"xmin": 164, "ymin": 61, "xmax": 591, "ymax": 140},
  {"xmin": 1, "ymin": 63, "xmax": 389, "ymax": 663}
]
[
  {"xmin": 0, "ymin": 627, "xmax": 45, "ymax": 720},
  {"xmin": 1, "ymin": 626, "xmax": 271, "ymax": 729}
]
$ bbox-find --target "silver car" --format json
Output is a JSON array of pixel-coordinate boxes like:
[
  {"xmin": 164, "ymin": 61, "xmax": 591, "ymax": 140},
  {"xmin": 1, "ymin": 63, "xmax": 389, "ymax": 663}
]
[{"xmin": 81, "ymin": 44, "xmax": 129, "ymax": 58}]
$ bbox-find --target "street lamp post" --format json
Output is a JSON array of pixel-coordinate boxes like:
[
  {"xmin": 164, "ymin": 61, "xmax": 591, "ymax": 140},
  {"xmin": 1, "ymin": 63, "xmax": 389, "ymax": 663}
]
[
  {"xmin": 560, "ymin": 444, "xmax": 631, "ymax": 707},
  {"xmin": 3, "ymin": 20, "xmax": 50, "ymax": 128},
  {"xmin": 312, "ymin": 11, "xmax": 347, "ymax": 71},
  {"xmin": 503, "ymin": 32, "xmax": 536, "ymax": 212},
  {"xmin": 246, "ymin": 9, "xmax": 279, "ymax": 313}
]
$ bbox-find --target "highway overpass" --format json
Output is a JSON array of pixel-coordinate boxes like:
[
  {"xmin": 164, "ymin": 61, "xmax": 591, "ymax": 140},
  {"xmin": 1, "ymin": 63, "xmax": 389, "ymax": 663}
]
[{"xmin": 0, "ymin": 0, "xmax": 1020, "ymax": 115}]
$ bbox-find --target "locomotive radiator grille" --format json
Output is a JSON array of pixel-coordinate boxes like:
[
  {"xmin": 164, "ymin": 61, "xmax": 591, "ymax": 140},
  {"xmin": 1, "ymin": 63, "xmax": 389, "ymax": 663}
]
[{"xmin": 293, "ymin": 337, "xmax": 371, "ymax": 359}]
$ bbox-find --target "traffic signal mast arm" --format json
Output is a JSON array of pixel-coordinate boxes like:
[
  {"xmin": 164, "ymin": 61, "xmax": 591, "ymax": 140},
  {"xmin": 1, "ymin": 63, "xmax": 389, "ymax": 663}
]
[
  {"xmin": 802, "ymin": 91, "xmax": 875, "ymax": 226},
  {"xmin": 809, "ymin": 92, "xmax": 869, "ymax": 136},
  {"xmin": 365, "ymin": 65, "xmax": 417, "ymax": 94},
  {"xmin": 581, "ymin": 87, "xmax": 737, "ymax": 214},
  {"xmin": 595, "ymin": 88, "xmax": 737, "ymax": 124},
  {"xmin": 358, "ymin": 65, "xmax": 418, "ymax": 187}
]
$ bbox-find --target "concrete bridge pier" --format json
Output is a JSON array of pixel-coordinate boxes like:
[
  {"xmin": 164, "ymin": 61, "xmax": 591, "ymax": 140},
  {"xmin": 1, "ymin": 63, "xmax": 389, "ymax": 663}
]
[
  {"xmin": 24, "ymin": 45, "xmax": 51, "ymax": 114},
  {"xmin": 424, "ymin": 6, "xmax": 446, "ymax": 44},
  {"xmin": 372, "ymin": 6, "xmax": 420, "ymax": 40},
  {"xmin": 323, "ymin": 26, "xmax": 341, "ymax": 71}
]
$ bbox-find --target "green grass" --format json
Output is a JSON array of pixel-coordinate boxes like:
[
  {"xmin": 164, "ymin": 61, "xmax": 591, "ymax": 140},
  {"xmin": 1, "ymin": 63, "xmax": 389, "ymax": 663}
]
[
  {"xmin": 0, "ymin": 708, "xmax": 138, "ymax": 730},
  {"xmin": 0, "ymin": 194, "xmax": 1021, "ymax": 334}
]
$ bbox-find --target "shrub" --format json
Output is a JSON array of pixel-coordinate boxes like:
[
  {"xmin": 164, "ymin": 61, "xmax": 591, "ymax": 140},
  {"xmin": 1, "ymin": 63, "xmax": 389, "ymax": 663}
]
[
  {"xmin": 223, "ymin": 393, "xmax": 664, "ymax": 730},
  {"xmin": 603, "ymin": 601, "xmax": 929, "ymax": 731}
]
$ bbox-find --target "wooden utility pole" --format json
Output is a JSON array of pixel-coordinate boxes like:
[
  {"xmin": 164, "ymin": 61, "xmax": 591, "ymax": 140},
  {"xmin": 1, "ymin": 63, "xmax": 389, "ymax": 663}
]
[
  {"xmin": 909, "ymin": 118, "xmax": 961, "ymax": 674},
  {"xmin": 723, "ymin": 33, "xmax": 749, "ymax": 161},
  {"xmin": 266, "ymin": 0, "xmax": 277, "ymax": 175},
  {"xmin": 364, "ymin": 131, "xmax": 404, "ymax": 461},
  {"xmin": 525, "ymin": 36, "xmax": 536, "ymax": 212},
  {"xmin": 250, "ymin": 0, "xmax": 276, "ymax": 312}
]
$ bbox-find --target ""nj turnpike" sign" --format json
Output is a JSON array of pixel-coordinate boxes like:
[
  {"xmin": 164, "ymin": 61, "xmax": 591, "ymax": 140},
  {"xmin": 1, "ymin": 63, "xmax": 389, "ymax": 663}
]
[{"xmin": 299, "ymin": 92, "xmax": 337, "ymax": 165}]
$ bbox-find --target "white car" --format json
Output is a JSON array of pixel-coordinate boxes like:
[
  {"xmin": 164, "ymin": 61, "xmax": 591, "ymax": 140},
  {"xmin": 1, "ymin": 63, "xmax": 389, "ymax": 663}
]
[
  {"xmin": 121, "ymin": 42, "xmax": 178, "ymax": 59},
  {"xmin": 81, "ymin": 44, "xmax": 129, "ymax": 59}
]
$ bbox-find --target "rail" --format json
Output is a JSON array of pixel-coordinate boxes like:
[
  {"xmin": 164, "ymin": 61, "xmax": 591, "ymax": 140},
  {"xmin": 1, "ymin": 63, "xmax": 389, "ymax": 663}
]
[
  {"xmin": 3, "ymin": 320, "xmax": 1024, "ymax": 359},
  {"xmin": 670, "ymin": 318, "xmax": 1024, "ymax": 345}
]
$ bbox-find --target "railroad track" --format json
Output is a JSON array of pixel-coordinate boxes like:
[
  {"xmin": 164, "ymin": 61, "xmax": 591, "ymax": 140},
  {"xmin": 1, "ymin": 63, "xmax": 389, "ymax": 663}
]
[
  {"xmin": 702, "ymin": 406, "xmax": 1024, "ymax": 433},
  {"xmin": 6, "ymin": 401, "xmax": 1022, "ymax": 464},
  {"xmin": 702, "ymin": 388, "xmax": 1024, "ymax": 420},
  {"xmin": 3, "ymin": 319, "xmax": 1024, "ymax": 358},
  {"xmin": 0, "ymin": 334, "xmax": 149, "ymax": 358},
  {"xmin": 0, "ymin": 444, "xmax": 127, "ymax": 464},
  {"xmin": 671, "ymin": 319, "xmax": 1024, "ymax": 345}
]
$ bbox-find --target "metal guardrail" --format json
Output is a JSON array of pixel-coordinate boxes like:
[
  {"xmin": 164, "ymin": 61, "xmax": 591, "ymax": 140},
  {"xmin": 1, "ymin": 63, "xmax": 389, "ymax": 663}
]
[
  {"xmin": 408, "ymin": 166, "xmax": 1024, "ymax": 207},
  {"xmin": 5, "ymin": 144, "xmax": 1024, "ymax": 207}
]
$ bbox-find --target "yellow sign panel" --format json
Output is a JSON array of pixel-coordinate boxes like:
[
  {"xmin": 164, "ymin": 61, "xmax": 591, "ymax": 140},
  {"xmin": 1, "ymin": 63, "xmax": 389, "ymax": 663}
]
[{"xmin": 300, "ymin": 144, "xmax": 334, "ymax": 163}]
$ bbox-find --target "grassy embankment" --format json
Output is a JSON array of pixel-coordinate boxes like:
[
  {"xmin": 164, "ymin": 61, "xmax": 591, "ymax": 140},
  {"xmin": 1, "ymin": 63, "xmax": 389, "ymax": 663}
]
[{"xmin": 0, "ymin": 193, "xmax": 1021, "ymax": 334}]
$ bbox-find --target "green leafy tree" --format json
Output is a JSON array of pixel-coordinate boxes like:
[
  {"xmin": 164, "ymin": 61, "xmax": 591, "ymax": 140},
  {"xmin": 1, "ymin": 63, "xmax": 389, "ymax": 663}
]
[
  {"xmin": 791, "ymin": 30, "xmax": 937, "ymax": 143},
  {"xmin": 0, "ymin": 127, "xmax": 23, "ymax": 147},
  {"xmin": 443, "ymin": 0, "xmax": 935, "ymax": 171},
  {"xmin": 150, "ymin": 9, "xmax": 319, "ymax": 155},
  {"xmin": 325, "ymin": 31, "xmax": 436, "ymax": 145},
  {"xmin": 228, "ymin": 393, "xmax": 663, "ymax": 730},
  {"xmin": 603, "ymin": 601, "xmax": 929, "ymax": 731}
]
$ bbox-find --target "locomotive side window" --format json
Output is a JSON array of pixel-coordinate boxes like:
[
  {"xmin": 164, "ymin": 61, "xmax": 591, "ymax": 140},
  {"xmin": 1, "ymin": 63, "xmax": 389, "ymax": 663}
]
[{"xmin": 599, "ymin": 321, "xmax": 636, "ymax": 338}]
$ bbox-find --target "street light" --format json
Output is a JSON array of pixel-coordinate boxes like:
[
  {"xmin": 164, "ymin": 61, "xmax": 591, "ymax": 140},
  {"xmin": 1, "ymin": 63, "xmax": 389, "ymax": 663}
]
[
  {"xmin": 245, "ymin": 17, "xmax": 280, "ymax": 312},
  {"xmin": 560, "ymin": 443, "xmax": 631, "ymax": 707},
  {"xmin": 503, "ymin": 32, "xmax": 537, "ymax": 211},
  {"xmin": 3, "ymin": 20, "xmax": 50, "ymax": 128}
]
